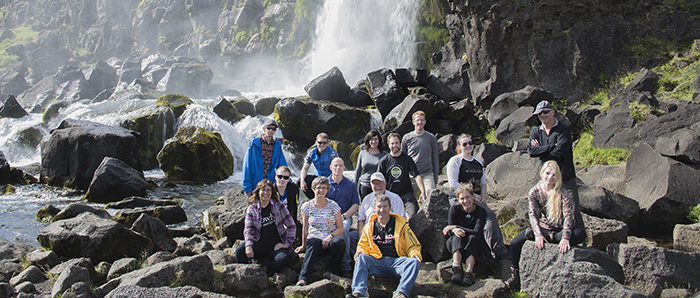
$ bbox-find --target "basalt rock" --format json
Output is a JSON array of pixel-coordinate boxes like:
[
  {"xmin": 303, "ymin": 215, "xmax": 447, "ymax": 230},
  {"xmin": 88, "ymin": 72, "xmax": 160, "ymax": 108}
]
[
  {"xmin": 104, "ymin": 284, "xmax": 229, "ymax": 298},
  {"xmin": 213, "ymin": 95, "xmax": 245, "ymax": 124},
  {"xmin": 494, "ymin": 106, "xmax": 536, "ymax": 148},
  {"xmin": 51, "ymin": 265, "xmax": 90, "ymax": 298},
  {"xmin": 119, "ymin": 105, "xmax": 175, "ymax": 170},
  {"xmin": 485, "ymin": 152, "xmax": 540, "ymax": 201},
  {"xmin": 104, "ymin": 254, "xmax": 215, "ymax": 293},
  {"xmin": 51, "ymin": 203, "xmax": 112, "ymax": 223},
  {"xmin": 409, "ymin": 186, "xmax": 452, "ymax": 262},
  {"xmin": 578, "ymin": 185, "xmax": 639, "ymax": 232},
  {"xmin": 0, "ymin": 151, "xmax": 10, "ymax": 184},
  {"xmin": 255, "ymin": 97, "xmax": 281, "ymax": 116},
  {"xmin": 157, "ymin": 126, "xmax": 234, "ymax": 183},
  {"xmin": 84, "ymin": 157, "xmax": 148, "ymax": 203},
  {"xmin": 114, "ymin": 205, "xmax": 187, "ymax": 227},
  {"xmin": 232, "ymin": 97, "xmax": 255, "ymax": 116},
  {"xmin": 473, "ymin": 143, "xmax": 509, "ymax": 168},
  {"xmin": 155, "ymin": 93, "xmax": 193, "ymax": 118},
  {"xmin": 130, "ymin": 214, "xmax": 177, "ymax": 253},
  {"xmin": 156, "ymin": 62, "xmax": 213, "ymax": 99},
  {"xmin": 381, "ymin": 94, "xmax": 435, "ymax": 133},
  {"xmin": 654, "ymin": 122, "xmax": 700, "ymax": 164},
  {"xmin": 577, "ymin": 163, "xmax": 627, "ymax": 195},
  {"xmin": 366, "ymin": 68, "xmax": 407, "ymax": 118},
  {"xmin": 219, "ymin": 263, "xmax": 269, "ymax": 296},
  {"xmin": 0, "ymin": 94, "xmax": 28, "ymax": 119},
  {"xmin": 488, "ymin": 86, "xmax": 554, "ymax": 127},
  {"xmin": 304, "ymin": 66, "xmax": 351, "ymax": 103},
  {"xmin": 582, "ymin": 213, "xmax": 629, "ymax": 251},
  {"xmin": 105, "ymin": 197, "xmax": 181, "ymax": 209},
  {"xmin": 203, "ymin": 187, "xmax": 248, "ymax": 244},
  {"xmin": 673, "ymin": 223, "xmax": 700, "ymax": 253}
]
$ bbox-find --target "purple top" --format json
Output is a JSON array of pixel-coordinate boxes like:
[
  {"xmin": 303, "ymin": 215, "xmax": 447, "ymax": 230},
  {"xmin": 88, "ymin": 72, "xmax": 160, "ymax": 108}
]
[{"xmin": 244, "ymin": 198, "xmax": 296, "ymax": 250}]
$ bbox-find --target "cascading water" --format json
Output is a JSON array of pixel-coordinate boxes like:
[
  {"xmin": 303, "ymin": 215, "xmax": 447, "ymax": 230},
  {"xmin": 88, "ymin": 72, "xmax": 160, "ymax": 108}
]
[{"xmin": 306, "ymin": 0, "xmax": 420, "ymax": 85}]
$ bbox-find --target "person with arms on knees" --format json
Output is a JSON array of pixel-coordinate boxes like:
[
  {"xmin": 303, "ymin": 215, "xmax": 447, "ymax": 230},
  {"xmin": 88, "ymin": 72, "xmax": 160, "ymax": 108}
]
[
  {"xmin": 377, "ymin": 133, "xmax": 425, "ymax": 220},
  {"xmin": 326, "ymin": 157, "xmax": 360, "ymax": 277},
  {"xmin": 236, "ymin": 179, "xmax": 296, "ymax": 276},
  {"xmin": 443, "ymin": 183, "xmax": 486, "ymax": 286},
  {"xmin": 346, "ymin": 194, "xmax": 422, "ymax": 298},
  {"xmin": 295, "ymin": 176, "xmax": 346, "ymax": 286},
  {"xmin": 506, "ymin": 160, "xmax": 587, "ymax": 289},
  {"xmin": 354, "ymin": 130, "xmax": 388, "ymax": 199},
  {"xmin": 300, "ymin": 132, "xmax": 338, "ymax": 199},
  {"xmin": 527, "ymin": 100, "xmax": 584, "ymax": 230},
  {"xmin": 445, "ymin": 134, "xmax": 509, "ymax": 260},
  {"xmin": 242, "ymin": 119, "xmax": 288, "ymax": 197},
  {"xmin": 274, "ymin": 166, "xmax": 298, "ymax": 222},
  {"xmin": 401, "ymin": 111, "xmax": 439, "ymax": 197}
]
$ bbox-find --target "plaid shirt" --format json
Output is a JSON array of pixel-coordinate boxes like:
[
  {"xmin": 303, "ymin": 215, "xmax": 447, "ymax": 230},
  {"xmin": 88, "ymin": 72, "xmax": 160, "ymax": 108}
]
[
  {"xmin": 244, "ymin": 198, "xmax": 296, "ymax": 250},
  {"xmin": 261, "ymin": 136, "xmax": 275, "ymax": 176}
]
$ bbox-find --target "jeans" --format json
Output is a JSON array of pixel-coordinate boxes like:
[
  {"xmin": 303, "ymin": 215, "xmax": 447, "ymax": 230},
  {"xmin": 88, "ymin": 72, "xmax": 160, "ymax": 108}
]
[
  {"xmin": 351, "ymin": 254, "xmax": 420, "ymax": 297},
  {"xmin": 299, "ymin": 236, "xmax": 345, "ymax": 283},
  {"xmin": 340, "ymin": 217, "xmax": 353, "ymax": 272},
  {"xmin": 234, "ymin": 241, "xmax": 290, "ymax": 275}
]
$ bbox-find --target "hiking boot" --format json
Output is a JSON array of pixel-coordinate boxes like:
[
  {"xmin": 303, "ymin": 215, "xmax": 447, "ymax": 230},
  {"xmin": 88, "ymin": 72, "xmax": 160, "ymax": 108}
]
[
  {"xmin": 505, "ymin": 267, "xmax": 520, "ymax": 289},
  {"xmin": 462, "ymin": 271, "xmax": 474, "ymax": 287},
  {"xmin": 450, "ymin": 266, "xmax": 463, "ymax": 284},
  {"xmin": 392, "ymin": 292, "xmax": 408, "ymax": 298}
]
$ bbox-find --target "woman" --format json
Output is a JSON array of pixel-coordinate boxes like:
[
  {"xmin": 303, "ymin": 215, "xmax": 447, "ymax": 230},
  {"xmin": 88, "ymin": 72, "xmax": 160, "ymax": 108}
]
[
  {"xmin": 445, "ymin": 134, "xmax": 509, "ymax": 260},
  {"xmin": 354, "ymin": 130, "xmax": 388, "ymax": 199},
  {"xmin": 274, "ymin": 166, "xmax": 298, "ymax": 221},
  {"xmin": 294, "ymin": 176, "xmax": 346, "ymax": 286},
  {"xmin": 442, "ymin": 183, "xmax": 486, "ymax": 287},
  {"xmin": 506, "ymin": 160, "xmax": 586, "ymax": 289},
  {"xmin": 236, "ymin": 179, "xmax": 296, "ymax": 276}
]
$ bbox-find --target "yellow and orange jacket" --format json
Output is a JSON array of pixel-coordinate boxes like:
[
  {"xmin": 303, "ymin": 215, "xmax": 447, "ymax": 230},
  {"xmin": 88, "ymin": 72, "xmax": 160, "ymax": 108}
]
[{"xmin": 356, "ymin": 213, "xmax": 422, "ymax": 261}]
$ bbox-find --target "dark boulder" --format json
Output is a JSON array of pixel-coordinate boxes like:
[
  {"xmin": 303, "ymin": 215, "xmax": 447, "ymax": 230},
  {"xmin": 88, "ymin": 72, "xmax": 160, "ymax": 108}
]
[
  {"xmin": 156, "ymin": 62, "xmax": 213, "ymax": 99},
  {"xmin": 429, "ymin": 43, "xmax": 469, "ymax": 103},
  {"xmin": 18, "ymin": 76, "xmax": 55, "ymax": 113},
  {"xmin": 54, "ymin": 65, "xmax": 91, "ymax": 102},
  {"xmin": 105, "ymin": 197, "xmax": 181, "ymax": 209},
  {"xmin": 395, "ymin": 68, "xmax": 429, "ymax": 87},
  {"xmin": 0, "ymin": 94, "xmax": 28, "ymax": 118},
  {"xmin": 104, "ymin": 285, "xmax": 225, "ymax": 298},
  {"xmin": 623, "ymin": 68, "xmax": 659, "ymax": 94},
  {"xmin": 37, "ymin": 212, "xmax": 153, "ymax": 263},
  {"xmin": 654, "ymin": 122, "xmax": 700, "ymax": 164},
  {"xmin": 85, "ymin": 60, "xmax": 118, "ymax": 99},
  {"xmin": 131, "ymin": 214, "xmax": 176, "ymax": 253},
  {"xmin": 40, "ymin": 119, "xmax": 141, "ymax": 190},
  {"xmin": 119, "ymin": 105, "xmax": 175, "ymax": 170},
  {"xmin": 380, "ymin": 94, "xmax": 435, "ymax": 133},
  {"xmin": 409, "ymin": 186, "xmax": 452, "ymax": 262},
  {"xmin": 173, "ymin": 234, "xmax": 214, "ymax": 256},
  {"xmin": 625, "ymin": 143, "xmax": 700, "ymax": 229},
  {"xmin": 9, "ymin": 265, "xmax": 46, "ymax": 285},
  {"xmin": 366, "ymin": 68, "xmax": 406, "ymax": 118},
  {"xmin": 42, "ymin": 100, "xmax": 70, "ymax": 124},
  {"xmin": 494, "ymin": 106, "xmax": 536, "ymax": 148},
  {"xmin": 220, "ymin": 263, "xmax": 269, "ymax": 296},
  {"xmin": 578, "ymin": 185, "xmax": 639, "ymax": 232},
  {"xmin": 304, "ymin": 66, "xmax": 351, "ymax": 103},
  {"xmin": 0, "ymin": 237, "xmax": 34, "ymax": 262},
  {"xmin": 51, "ymin": 265, "xmax": 90, "ymax": 298},
  {"xmin": 0, "ymin": 151, "xmax": 10, "ymax": 184},
  {"xmin": 488, "ymin": 86, "xmax": 554, "ymax": 127},
  {"xmin": 49, "ymin": 258, "xmax": 97, "ymax": 284},
  {"xmin": 232, "ymin": 97, "xmax": 255, "ymax": 116},
  {"xmin": 51, "ymin": 203, "xmax": 112, "ymax": 223},
  {"xmin": 104, "ymin": 254, "xmax": 215, "ymax": 293},
  {"xmin": 255, "ymin": 97, "xmax": 281, "ymax": 116},
  {"xmin": 157, "ymin": 126, "xmax": 234, "ymax": 183},
  {"xmin": 577, "ymin": 163, "xmax": 627, "ymax": 195},
  {"xmin": 203, "ymin": 188, "xmax": 248, "ymax": 243},
  {"xmin": 484, "ymin": 152, "xmax": 540, "ymax": 201},
  {"xmin": 114, "ymin": 205, "xmax": 187, "ymax": 226},
  {"xmin": 673, "ymin": 223, "xmax": 700, "ymax": 253},
  {"xmin": 155, "ymin": 93, "xmax": 193, "ymax": 118},
  {"xmin": 582, "ymin": 213, "xmax": 629, "ymax": 251},
  {"xmin": 473, "ymin": 143, "xmax": 509, "ymax": 167},
  {"xmin": 117, "ymin": 60, "xmax": 142, "ymax": 88},
  {"xmin": 213, "ymin": 95, "xmax": 245, "ymax": 124},
  {"xmin": 84, "ymin": 157, "xmax": 147, "ymax": 203},
  {"xmin": 437, "ymin": 134, "xmax": 456, "ymax": 166},
  {"xmin": 592, "ymin": 101, "xmax": 635, "ymax": 149}
]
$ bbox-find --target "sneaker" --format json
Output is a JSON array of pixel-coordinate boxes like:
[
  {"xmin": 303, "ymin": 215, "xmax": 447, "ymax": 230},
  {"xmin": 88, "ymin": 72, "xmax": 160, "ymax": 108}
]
[
  {"xmin": 345, "ymin": 293, "xmax": 365, "ymax": 298},
  {"xmin": 392, "ymin": 292, "xmax": 408, "ymax": 298},
  {"xmin": 295, "ymin": 280, "xmax": 307, "ymax": 286},
  {"xmin": 505, "ymin": 267, "xmax": 520, "ymax": 289},
  {"xmin": 462, "ymin": 271, "xmax": 474, "ymax": 287},
  {"xmin": 450, "ymin": 266, "xmax": 463, "ymax": 284}
]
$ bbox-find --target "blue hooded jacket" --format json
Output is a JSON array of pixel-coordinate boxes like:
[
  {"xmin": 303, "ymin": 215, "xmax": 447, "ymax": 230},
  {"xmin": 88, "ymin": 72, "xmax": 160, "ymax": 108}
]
[{"xmin": 242, "ymin": 137, "xmax": 287, "ymax": 193}]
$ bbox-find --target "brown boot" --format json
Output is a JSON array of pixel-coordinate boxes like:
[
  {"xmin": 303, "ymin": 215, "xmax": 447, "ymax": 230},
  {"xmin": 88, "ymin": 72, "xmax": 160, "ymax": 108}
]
[
  {"xmin": 450, "ymin": 266, "xmax": 463, "ymax": 284},
  {"xmin": 505, "ymin": 267, "xmax": 520, "ymax": 289}
]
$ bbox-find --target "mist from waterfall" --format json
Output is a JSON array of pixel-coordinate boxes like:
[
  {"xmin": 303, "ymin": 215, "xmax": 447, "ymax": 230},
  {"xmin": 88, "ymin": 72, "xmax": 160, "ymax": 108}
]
[{"xmin": 306, "ymin": 0, "xmax": 421, "ymax": 85}]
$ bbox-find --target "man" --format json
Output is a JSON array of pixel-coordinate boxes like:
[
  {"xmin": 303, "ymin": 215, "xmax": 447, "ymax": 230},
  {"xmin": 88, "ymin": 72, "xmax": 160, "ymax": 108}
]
[
  {"xmin": 346, "ymin": 194, "xmax": 422, "ymax": 298},
  {"xmin": 527, "ymin": 100, "xmax": 584, "ymax": 229},
  {"xmin": 401, "ymin": 111, "xmax": 439, "ymax": 197},
  {"xmin": 326, "ymin": 157, "xmax": 360, "ymax": 277},
  {"xmin": 357, "ymin": 172, "xmax": 405, "ymax": 233},
  {"xmin": 378, "ymin": 133, "xmax": 425, "ymax": 219},
  {"xmin": 242, "ymin": 119, "xmax": 287, "ymax": 196},
  {"xmin": 299, "ymin": 132, "xmax": 338, "ymax": 199}
]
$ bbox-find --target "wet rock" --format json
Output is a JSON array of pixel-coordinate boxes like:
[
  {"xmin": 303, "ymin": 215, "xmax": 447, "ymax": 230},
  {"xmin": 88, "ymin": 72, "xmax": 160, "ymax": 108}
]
[
  {"xmin": 304, "ymin": 66, "xmax": 350, "ymax": 103},
  {"xmin": 130, "ymin": 214, "xmax": 177, "ymax": 253},
  {"xmin": 213, "ymin": 95, "xmax": 245, "ymax": 124},
  {"xmin": 156, "ymin": 62, "xmax": 213, "ymax": 99},
  {"xmin": 119, "ymin": 105, "xmax": 175, "ymax": 170},
  {"xmin": 84, "ymin": 157, "xmax": 148, "ymax": 203},
  {"xmin": 37, "ymin": 212, "xmax": 153, "ymax": 263},
  {"xmin": 283, "ymin": 279, "xmax": 345, "ymax": 298},
  {"xmin": 114, "ymin": 205, "xmax": 187, "ymax": 226},
  {"xmin": 25, "ymin": 249, "xmax": 60, "ymax": 269},
  {"xmin": 366, "ymin": 68, "xmax": 406, "ymax": 118},
  {"xmin": 0, "ymin": 151, "xmax": 10, "ymax": 184},
  {"xmin": 673, "ymin": 223, "xmax": 700, "ymax": 252},
  {"xmin": 395, "ymin": 68, "xmax": 429, "ymax": 87},
  {"xmin": 54, "ymin": 65, "xmax": 92, "ymax": 102},
  {"xmin": 117, "ymin": 60, "xmax": 142, "ymax": 88},
  {"xmin": 583, "ymin": 213, "xmax": 628, "ymax": 251},
  {"xmin": 155, "ymin": 93, "xmax": 192, "ymax": 118},
  {"xmin": 51, "ymin": 265, "xmax": 90, "ymax": 298},
  {"xmin": 157, "ymin": 126, "xmax": 234, "ymax": 183},
  {"xmin": 488, "ymin": 86, "xmax": 553, "ymax": 127},
  {"xmin": 9, "ymin": 266, "xmax": 46, "ymax": 286},
  {"xmin": 625, "ymin": 143, "xmax": 700, "ymax": 229},
  {"xmin": 174, "ymin": 234, "xmax": 214, "ymax": 256},
  {"xmin": 232, "ymin": 97, "xmax": 255, "ymax": 116},
  {"xmin": 343, "ymin": 87, "xmax": 374, "ymax": 108},
  {"xmin": 608, "ymin": 243, "xmax": 700, "ymax": 296},
  {"xmin": 578, "ymin": 185, "xmax": 639, "ymax": 232},
  {"xmin": 494, "ymin": 106, "xmax": 536, "ymax": 148},
  {"xmin": 0, "ymin": 237, "xmax": 34, "ymax": 262},
  {"xmin": 51, "ymin": 203, "xmax": 112, "ymax": 223},
  {"xmin": 577, "ymin": 163, "xmax": 626, "ymax": 195},
  {"xmin": 0, "ymin": 94, "xmax": 28, "ymax": 118},
  {"xmin": 107, "ymin": 258, "xmax": 138, "ymax": 281},
  {"xmin": 409, "ymin": 186, "xmax": 451, "ymax": 261},
  {"xmin": 105, "ymin": 197, "xmax": 181, "ymax": 209},
  {"xmin": 220, "ymin": 263, "xmax": 269, "ymax": 296},
  {"xmin": 40, "ymin": 119, "xmax": 141, "ymax": 190},
  {"xmin": 18, "ymin": 76, "xmax": 54, "ymax": 113},
  {"xmin": 380, "ymin": 94, "xmax": 435, "ymax": 133},
  {"xmin": 484, "ymin": 152, "xmax": 540, "ymax": 201},
  {"xmin": 41, "ymin": 100, "xmax": 70, "ymax": 124},
  {"xmin": 255, "ymin": 97, "xmax": 281, "ymax": 116}
]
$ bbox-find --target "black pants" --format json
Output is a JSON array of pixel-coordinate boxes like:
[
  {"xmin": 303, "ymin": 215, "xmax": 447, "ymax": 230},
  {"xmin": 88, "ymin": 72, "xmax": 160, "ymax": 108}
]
[
  {"xmin": 235, "ymin": 240, "xmax": 291, "ymax": 275},
  {"xmin": 446, "ymin": 233, "xmax": 482, "ymax": 261},
  {"xmin": 298, "ymin": 237, "xmax": 346, "ymax": 283},
  {"xmin": 509, "ymin": 227, "xmax": 586, "ymax": 269},
  {"xmin": 301, "ymin": 175, "xmax": 318, "ymax": 199},
  {"xmin": 358, "ymin": 184, "xmax": 372, "ymax": 201}
]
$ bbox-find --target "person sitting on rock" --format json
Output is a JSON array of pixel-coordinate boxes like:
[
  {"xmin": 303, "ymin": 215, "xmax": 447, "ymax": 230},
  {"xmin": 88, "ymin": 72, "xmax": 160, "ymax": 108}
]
[
  {"xmin": 299, "ymin": 132, "xmax": 339, "ymax": 199},
  {"xmin": 295, "ymin": 176, "xmax": 346, "ymax": 286},
  {"xmin": 442, "ymin": 183, "xmax": 486, "ymax": 286},
  {"xmin": 326, "ymin": 157, "xmax": 360, "ymax": 277},
  {"xmin": 274, "ymin": 165, "xmax": 298, "ymax": 222},
  {"xmin": 242, "ymin": 119, "xmax": 287, "ymax": 197},
  {"xmin": 346, "ymin": 194, "xmax": 422, "ymax": 298},
  {"xmin": 235, "ymin": 179, "xmax": 296, "ymax": 276},
  {"xmin": 445, "ymin": 134, "xmax": 509, "ymax": 260},
  {"xmin": 506, "ymin": 160, "xmax": 587, "ymax": 289}
]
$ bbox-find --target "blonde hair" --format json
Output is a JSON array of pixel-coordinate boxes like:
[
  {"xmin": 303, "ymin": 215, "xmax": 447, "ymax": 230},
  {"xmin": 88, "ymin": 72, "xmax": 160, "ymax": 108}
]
[
  {"xmin": 455, "ymin": 182, "xmax": 475, "ymax": 197},
  {"xmin": 455, "ymin": 134, "xmax": 473, "ymax": 155},
  {"xmin": 412, "ymin": 110, "xmax": 426, "ymax": 120},
  {"xmin": 540, "ymin": 160, "xmax": 563, "ymax": 223}
]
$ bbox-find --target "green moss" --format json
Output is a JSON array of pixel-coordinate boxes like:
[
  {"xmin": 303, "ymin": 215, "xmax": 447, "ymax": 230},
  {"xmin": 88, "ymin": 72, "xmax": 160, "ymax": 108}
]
[
  {"xmin": 507, "ymin": 290, "xmax": 530, "ymax": 298},
  {"xmin": 573, "ymin": 131, "xmax": 630, "ymax": 168},
  {"xmin": 417, "ymin": 0, "xmax": 449, "ymax": 69},
  {"xmin": 3, "ymin": 184, "xmax": 15, "ymax": 194},
  {"xmin": 501, "ymin": 223, "xmax": 524, "ymax": 244},
  {"xmin": 485, "ymin": 127, "xmax": 500, "ymax": 144},
  {"xmin": 156, "ymin": 94, "xmax": 193, "ymax": 118},
  {"xmin": 0, "ymin": 26, "xmax": 40, "ymax": 69},
  {"xmin": 689, "ymin": 204, "xmax": 700, "ymax": 223}
]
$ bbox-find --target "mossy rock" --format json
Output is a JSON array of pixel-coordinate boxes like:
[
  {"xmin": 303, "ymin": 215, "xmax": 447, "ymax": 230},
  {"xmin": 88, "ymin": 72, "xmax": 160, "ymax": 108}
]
[
  {"xmin": 3, "ymin": 184, "xmax": 15, "ymax": 194},
  {"xmin": 156, "ymin": 126, "xmax": 234, "ymax": 183},
  {"xmin": 255, "ymin": 97, "xmax": 281, "ymax": 115},
  {"xmin": 349, "ymin": 143, "xmax": 363, "ymax": 169},
  {"xmin": 213, "ymin": 96, "xmax": 246, "ymax": 124},
  {"xmin": 155, "ymin": 94, "xmax": 193, "ymax": 118},
  {"xmin": 119, "ymin": 105, "xmax": 175, "ymax": 170},
  {"xmin": 36, "ymin": 204, "xmax": 60, "ymax": 222},
  {"xmin": 233, "ymin": 97, "xmax": 256, "ymax": 116},
  {"xmin": 274, "ymin": 97, "xmax": 372, "ymax": 144},
  {"xmin": 329, "ymin": 140, "xmax": 359, "ymax": 170},
  {"xmin": 16, "ymin": 126, "xmax": 43, "ymax": 149},
  {"xmin": 42, "ymin": 100, "xmax": 69, "ymax": 123}
]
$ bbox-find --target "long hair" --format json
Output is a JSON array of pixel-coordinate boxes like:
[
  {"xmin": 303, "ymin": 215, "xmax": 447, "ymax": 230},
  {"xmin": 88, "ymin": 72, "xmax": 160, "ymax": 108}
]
[
  {"xmin": 364, "ymin": 130, "xmax": 385, "ymax": 152},
  {"xmin": 249, "ymin": 179, "xmax": 279, "ymax": 205},
  {"xmin": 540, "ymin": 160, "xmax": 563, "ymax": 223},
  {"xmin": 455, "ymin": 134, "xmax": 473, "ymax": 155},
  {"xmin": 454, "ymin": 182, "xmax": 475, "ymax": 198}
]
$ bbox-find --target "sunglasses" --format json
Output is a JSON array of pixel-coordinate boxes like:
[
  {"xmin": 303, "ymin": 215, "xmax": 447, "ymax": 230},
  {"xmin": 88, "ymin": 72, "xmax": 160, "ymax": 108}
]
[
  {"xmin": 538, "ymin": 110, "xmax": 553, "ymax": 115},
  {"xmin": 265, "ymin": 126, "xmax": 277, "ymax": 131},
  {"xmin": 462, "ymin": 141, "xmax": 474, "ymax": 146},
  {"xmin": 276, "ymin": 175, "xmax": 290, "ymax": 180},
  {"xmin": 317, "ymin": 141, "xmax": 328, "ymax": 145}
]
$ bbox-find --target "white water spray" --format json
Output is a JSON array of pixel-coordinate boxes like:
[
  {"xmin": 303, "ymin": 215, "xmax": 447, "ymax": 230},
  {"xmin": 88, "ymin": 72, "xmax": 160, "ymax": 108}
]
[{"xmin": 307, "ymin": 0, "xmax": 421, "ymax": 85}]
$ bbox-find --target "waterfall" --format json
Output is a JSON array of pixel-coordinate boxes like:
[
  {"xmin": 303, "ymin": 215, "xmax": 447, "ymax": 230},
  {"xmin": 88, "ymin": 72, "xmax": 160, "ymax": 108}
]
[{"xmin": 306, "ymin": 0, "xmax": 421, "ymax": 85}]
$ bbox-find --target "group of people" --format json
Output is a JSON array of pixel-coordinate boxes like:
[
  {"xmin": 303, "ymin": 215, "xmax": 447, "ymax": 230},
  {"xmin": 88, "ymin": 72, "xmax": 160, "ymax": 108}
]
[{"xmin": 236, "ymin": 102, "xmax": 586, "ymax": 298}]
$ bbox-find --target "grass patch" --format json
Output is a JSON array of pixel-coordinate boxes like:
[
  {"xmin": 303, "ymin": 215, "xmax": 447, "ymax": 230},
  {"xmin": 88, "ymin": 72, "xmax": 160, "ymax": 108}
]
[
  {"xmin": 689, "ymin": 204, "xmax": 700, "ymax": 223},
  {"xmin": 501, "ymin": 223, "xmax": 524, "ymax": 242},
  {"xmin": 508, "ymin": 290, "xmax": 530, "ymax": 298},
  {"xmin": 485, "ymin": 127, "xmax": 499, "ymax": 144},
  {"xmin": 0, "ymin": 26, "xmax": 40, "ymax": 69},
  {"xmin": 573, "ymin": 131, "xmax": 630, "ymax": 168}
]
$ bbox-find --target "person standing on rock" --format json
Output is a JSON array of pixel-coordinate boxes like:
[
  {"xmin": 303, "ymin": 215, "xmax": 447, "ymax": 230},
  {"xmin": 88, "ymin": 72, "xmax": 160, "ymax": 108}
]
[
  {"xmin": 354, "ymin": 130, "xmax": 389, "ymax": 199},
  {"xmin": 242, "ymin": 119, "xmax": 288, "ymax": 197},
  {"xmin": 326, "ymin": 157, "xmax": 360, "ymax": 277},
  {"xmin": 506, "ymin": 160, "xmax": 587, "ymax": 289},
  {"xmin": 274, "ymin": 165, "xmax": 298, "ymax": 222},
  {"xmin": 445, "ymin": 134, "xmax": 509, "ymax": 260},
  {"xmin": 346, "ymin": 194, "xmax": 422, "ymax": 298},
  {"xmin": 401, "ymin": 111, "xmax": 439, "ymax": 198},
  {"xmin": 236, "ymin": 179, "xmax": 296, "ymax": 276},
  {"xmin": 443, "ymin": 183, "xmax": 486, "ymax": 287},
  {"xmin": 299, "ymin": 132, "xmax": 339, "ymax": 199},
  {"xmin": 377, "ymin": 133, "xmax": 426, "ymax": 220},
  {"xmin": 527, "ymin": 100, "xmax": 584, "ymax": 230}
]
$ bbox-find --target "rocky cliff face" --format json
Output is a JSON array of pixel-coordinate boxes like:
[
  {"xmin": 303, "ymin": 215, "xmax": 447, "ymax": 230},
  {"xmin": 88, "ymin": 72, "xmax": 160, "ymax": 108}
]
[{"xmin": 432, "ymin": 0, "xmax": 700, "ymax": 108}]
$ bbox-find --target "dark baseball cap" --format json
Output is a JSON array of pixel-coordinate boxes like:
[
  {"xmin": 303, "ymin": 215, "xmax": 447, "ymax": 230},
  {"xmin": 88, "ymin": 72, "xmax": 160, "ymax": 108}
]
[{"xmin": 533, "ymin": 100, "xmax": 555, "ymax": 115}]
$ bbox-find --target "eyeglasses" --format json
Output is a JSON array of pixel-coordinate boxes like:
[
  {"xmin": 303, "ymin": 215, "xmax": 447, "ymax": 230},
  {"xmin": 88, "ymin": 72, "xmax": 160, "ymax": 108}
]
[
  {"xmin": 538, "ymin": 110, "xmax": 553, "ymax": 115},
  {"xmin": 317, "ymin": 141, "xmax": 328, "ymax": 145},
  {"xmin": 265, "ymin": 126, "xmax": 277, "ymax": 131},
  {"xmin": 276, "ymin": 175, "xmax": 290, "ymax": 180},
  {"xmin": 462, "ymin": 141, "xmax": 473, "ymax": 146},
  {"xmin": 260, "ymin": 188, "xmax": 272, "ymax": 193},
  {"xmin": 315, "ymin": 186, "xmax": 328, "ymax": 190}
]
